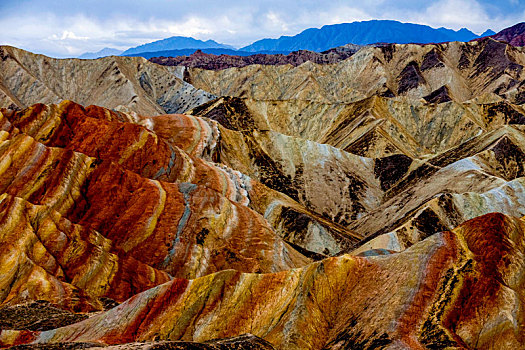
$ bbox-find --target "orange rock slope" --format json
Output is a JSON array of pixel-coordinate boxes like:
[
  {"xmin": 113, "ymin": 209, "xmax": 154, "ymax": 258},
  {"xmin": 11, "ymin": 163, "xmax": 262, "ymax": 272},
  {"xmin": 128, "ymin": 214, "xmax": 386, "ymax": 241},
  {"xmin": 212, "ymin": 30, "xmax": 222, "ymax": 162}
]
[
  {"xmin": 0, "ymin": 100, "xmax": 524, "ymax": 349},
  {"xmin": 2, "ymin": 213, "xmax": 524, "ymax": 349},
  {"xmin": 0, "ymin": 101, "xmax": 320, "ymax": 312}
]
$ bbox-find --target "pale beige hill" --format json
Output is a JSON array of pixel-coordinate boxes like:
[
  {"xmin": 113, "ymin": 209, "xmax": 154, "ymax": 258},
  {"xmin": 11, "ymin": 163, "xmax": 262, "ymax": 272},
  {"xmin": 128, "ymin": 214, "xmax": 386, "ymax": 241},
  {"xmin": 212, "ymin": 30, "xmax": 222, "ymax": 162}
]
[
  {"xmin": 350, "ymin": 125, "xmax": 525, "ymax": 244},
  {"xmin": 0, "ymin": 46, "xmax": 215, "ymax": 115},
  {"xmin": 184, "ymin": 38, "xmax": 525, "ymax": 105},
  {"xmin": 190, "ymin": 95, "xmax": 525, "ymax": 160},
  {"xmin": 352, "ymin": 177, "xmax": 525, "ymax": 254},
  {"xmin": 184, "ymin": 106, "xmax": 525, "ymax": 246}
]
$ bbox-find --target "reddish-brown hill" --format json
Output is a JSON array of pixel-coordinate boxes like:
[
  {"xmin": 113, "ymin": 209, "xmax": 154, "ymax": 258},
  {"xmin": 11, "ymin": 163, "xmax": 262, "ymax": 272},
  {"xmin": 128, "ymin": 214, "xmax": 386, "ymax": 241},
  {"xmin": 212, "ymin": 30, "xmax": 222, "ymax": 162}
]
[
  {"xmin": 149, "ymin": 45, "xmax": 360, "ymax": 70},
  {"xmin": 489, "ymin": 22, "xmax": 525, "ymax": 46}
]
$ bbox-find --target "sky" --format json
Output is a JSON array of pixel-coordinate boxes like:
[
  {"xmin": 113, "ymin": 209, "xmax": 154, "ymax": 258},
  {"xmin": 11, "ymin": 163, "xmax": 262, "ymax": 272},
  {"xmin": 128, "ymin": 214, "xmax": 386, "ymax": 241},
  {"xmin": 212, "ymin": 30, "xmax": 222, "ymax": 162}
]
[{"xmin": 1, "ymin": 0, "xmax": 524, "ymax": 57}]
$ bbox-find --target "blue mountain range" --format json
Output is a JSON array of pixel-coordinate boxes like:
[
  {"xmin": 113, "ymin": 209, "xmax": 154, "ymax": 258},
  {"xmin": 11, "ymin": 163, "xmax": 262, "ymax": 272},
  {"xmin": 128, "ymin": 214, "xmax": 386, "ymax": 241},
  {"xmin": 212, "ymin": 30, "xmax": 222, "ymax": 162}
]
[
  {"xmin": 121, "ymin": 36, "xmax": 234, "ymax": 56},
  {"xmin": 240, "ymin": 20, "xmax": 492, "ymax": 52},
  {"xmin": 79, "ymin": 20, "xmax": 496, "ymax": 59}
]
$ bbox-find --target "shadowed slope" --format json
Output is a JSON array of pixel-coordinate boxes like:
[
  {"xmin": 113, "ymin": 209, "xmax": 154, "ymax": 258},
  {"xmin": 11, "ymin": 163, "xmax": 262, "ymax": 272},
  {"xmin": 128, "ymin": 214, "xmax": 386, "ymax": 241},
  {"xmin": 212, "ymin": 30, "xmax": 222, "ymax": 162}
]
[
  {"xmin": 489, "ymin": 22, "xmax": 525, "ymax": 47},
  {"xmin": 189, "ymin": 97, "xmax": 525, "ymax": 244},
  {"xmin": 2, "ymin": 101, "xmax": 360, "ymax": 257},
  {"xmin": 189, "ymin": 95, "xmax": 525, "ymax": 159}
]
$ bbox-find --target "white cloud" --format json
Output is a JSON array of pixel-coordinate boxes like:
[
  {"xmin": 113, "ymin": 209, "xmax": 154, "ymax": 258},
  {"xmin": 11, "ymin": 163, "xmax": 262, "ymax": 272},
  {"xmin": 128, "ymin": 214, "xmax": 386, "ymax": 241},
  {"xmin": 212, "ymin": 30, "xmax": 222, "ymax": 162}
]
[
  {"xmin": 390, "ymin": 0, "xmax": 519, "ymax": 33},
  {"xmin": 265, "ymin": 11, "xmax": 290, "ymax": 32},
  {"xmin": 50, "ymin": 31, "xmax": 89, "ymax": 41},
  {"xmin": 420, "ymin": 0, "xmax": 495, "ymax": 31},
  {"xmin": 0, "ymin": 0, "xmax": 522, "ymax": 57}
]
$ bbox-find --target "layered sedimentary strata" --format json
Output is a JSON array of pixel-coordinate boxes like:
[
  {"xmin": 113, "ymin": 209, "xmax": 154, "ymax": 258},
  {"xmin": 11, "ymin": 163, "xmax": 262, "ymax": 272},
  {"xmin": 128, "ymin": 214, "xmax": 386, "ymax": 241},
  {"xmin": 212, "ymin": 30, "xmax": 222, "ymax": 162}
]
[
  {"xmin": 2, "ymin": 35, "xmax": 525, "ymax": 349},
  {"xmin": 149, "ymin": 45, "xmax": 361, "ymax": 70},
  {"xmin": 0, "ymin": 102, "xmax": 324, "ymax": 313},
  {"xmin": 190, "ymin": 96, "xmax": 525, "ymax": 158},
  {"xmin": 2, "ymin": 101, "xmax": 358, "ymax": 258},
  {"xmin": 2, "ymin": 213, "xmax": 523, "ymax": 349},
  {"xmin": 182, "ymin": 38, "xmax": 525, "ymax": 105},
  {"xmin": 0, "ymin": 46, "xmax": 215, "ymax": 115},
  {"xmin": 188, "ymin": 96, "xmax": 525, "ymax": 251},
  {"xmin": 488, "ymin": 22, "xmax": 525, "ymax": 47}
]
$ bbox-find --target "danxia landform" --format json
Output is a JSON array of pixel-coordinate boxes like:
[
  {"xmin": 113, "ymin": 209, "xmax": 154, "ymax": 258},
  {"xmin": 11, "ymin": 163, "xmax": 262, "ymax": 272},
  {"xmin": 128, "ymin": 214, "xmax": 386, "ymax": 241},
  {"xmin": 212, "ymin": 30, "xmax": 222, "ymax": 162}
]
[{"xmin": 1, "ymin": 22, "xmax": 525, "ymax": 350}]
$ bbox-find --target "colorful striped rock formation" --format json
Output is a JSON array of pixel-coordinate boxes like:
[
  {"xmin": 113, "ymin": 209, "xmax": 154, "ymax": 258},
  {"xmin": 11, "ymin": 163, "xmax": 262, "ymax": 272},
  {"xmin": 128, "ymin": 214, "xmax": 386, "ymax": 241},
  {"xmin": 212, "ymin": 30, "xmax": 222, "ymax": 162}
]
[
  {"xmin": 1, "ymin": 38, "xmax": 525, "ymax": 349},
  {"xmin": 0, "ymin": 101, "xmax": 323, "ymax": 312},
  {"xmin": 190, "ymin": 96, "xmax": 525, "ymax": 252},
  {"xmin": 2, "ymin": 213, "xmax": 524, "ymax": 349}
]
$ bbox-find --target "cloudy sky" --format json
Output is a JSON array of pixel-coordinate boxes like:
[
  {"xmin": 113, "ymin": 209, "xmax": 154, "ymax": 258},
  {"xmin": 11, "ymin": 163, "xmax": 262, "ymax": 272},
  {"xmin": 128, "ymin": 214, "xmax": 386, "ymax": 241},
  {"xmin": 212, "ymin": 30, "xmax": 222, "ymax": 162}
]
[{"xmin": 1, "ymin": 0, "xmax": 524, "ymax": 57}]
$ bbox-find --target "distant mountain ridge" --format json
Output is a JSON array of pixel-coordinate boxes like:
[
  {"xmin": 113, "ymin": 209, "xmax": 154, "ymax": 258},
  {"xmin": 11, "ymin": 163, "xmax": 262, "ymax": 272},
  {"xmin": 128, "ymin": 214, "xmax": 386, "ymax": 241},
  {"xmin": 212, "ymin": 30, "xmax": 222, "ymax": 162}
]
[
  {"xmin": 240, "ymin": 20, "xmax": 485, "ymax": 52},
  {"xmin": 78, "ymin": 47, "xmax": 122, "ymax": 59},
  {"xmin": 481, "ymin": 29, "xmax": 496, "ymax": 36},
  {"xmin": 121, "ymin": 36, "xmax": 234, "ymax": 56},
  {"xmin": 122, "ymin": 48, "xmax": 291, "ymax": 59},
  {"xmin": 149, "ymin": 45, "xmax": 361, "ymax": 70},
  {"xmin": 81, "ymin": 20, "xmax": 501, "ymax": 60}
]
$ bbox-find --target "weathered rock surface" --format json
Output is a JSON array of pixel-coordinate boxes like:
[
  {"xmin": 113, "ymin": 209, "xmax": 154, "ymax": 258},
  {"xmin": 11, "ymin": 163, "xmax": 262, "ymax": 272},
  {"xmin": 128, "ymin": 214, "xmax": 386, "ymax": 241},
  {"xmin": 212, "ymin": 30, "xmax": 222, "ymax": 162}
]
[
  {"xmin": 0, "ymin": 102, "xmax": 324, "ymax": 313},
  {"xmin": 8, "ymin": 334, "xmax": 275, "ymax": 349},
  {"xmin": 149, "ymin": 45, "xmax": 361, "ymax": 70},
  {"xmin": 2, "ymin": 36, "xmax": 525, "ymax": 350},
  {"xmin": 189, "ymin": 96, "xmax": 525, "ymax": 249},
  {"xmin": 1, "ymin": 101, "xmax": 356, "ymax": 259},
  {"xmin": 0, "ymin": 301, "xmax": 88, "ymax": 331},
  {"xmin": 0, "ymin": 46, "xmax": 215, "ymax": 115},
  {"xmin": 488, "ymin": 22, "xmax": 525, "ymax": 47},
  {"xmin": 183, "ymin": 38, "xmax": 525, "ymax": 105},
  {"xmin": 189, "ymin": 95, "xmax": 525, "ymax": 158},
  {"xmin": 2, "ymin": 213, "xmax": 524, "ymax": 349}
]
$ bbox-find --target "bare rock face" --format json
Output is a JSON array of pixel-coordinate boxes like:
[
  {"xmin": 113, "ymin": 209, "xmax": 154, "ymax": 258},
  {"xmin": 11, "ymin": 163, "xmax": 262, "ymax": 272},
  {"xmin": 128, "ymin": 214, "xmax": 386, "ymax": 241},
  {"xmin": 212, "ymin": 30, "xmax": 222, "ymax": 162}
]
[
  {"xmin": 149, "ymin": 45, "xmax": 361, "ymax": 70},
  {"xmin": 1, "ymin": 37, "xmax": 525, "ymax": 350},
  {"xmin": 0, "ymin": 46, "xmax": 215, "ymax": 115},
  {"xmin": 2, "ymin": 213, "xmax": 524, "ymax": 349},
  {"xmin": 0, "ymin": 301, "xmax": 88, "ymax": 331},
  {"xmin": 488, "ymin": 22, "xmax": 525, "ymax": 47},
  {"xmin": 182, "ymin": 38, "xmax": 525, "ymax": 105},
  {"xmin": 0, "ymin": 101, "xmax": 325, "ymax": 315},
  {"xmin": 188, "ymin": 96, "xmax": 525, "ymax": 249},
  {"xmin": 8, "ymin": 334, "xmax": 275, "ymax": 349}
]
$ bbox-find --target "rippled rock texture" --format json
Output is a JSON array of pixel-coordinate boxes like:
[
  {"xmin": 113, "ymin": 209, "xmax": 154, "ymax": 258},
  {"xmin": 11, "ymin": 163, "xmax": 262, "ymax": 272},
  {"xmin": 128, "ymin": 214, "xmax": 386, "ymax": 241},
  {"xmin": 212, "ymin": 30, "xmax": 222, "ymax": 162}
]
[
  {"xmin": 0, "ymin": 46, "xmax": 215, "ymax": 115},
  {"xmin": 182, "ymin": 38, "xmax": 525, "ymax": 105},
  {"xmin": 3, "ymin": 213, "xmax": 525, "ymax": 349},
  {"xmin": 1, "ymin": 98, "xmax": 524, "ymax": 349},
  {"xmin": 1, "ymin": 37, "xmax": 525, "ymax": 349}
]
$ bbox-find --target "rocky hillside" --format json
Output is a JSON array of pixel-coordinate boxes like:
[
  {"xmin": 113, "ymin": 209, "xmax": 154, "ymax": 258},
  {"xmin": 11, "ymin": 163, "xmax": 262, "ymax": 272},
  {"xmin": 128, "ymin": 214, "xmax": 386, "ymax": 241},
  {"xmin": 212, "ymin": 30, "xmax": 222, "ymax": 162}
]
[
  {"xmin": 183, "ymin": 38, "xmax": 525, "ymax": 105},
  {"xmin": 489, "ymin": 22, "xmax": 525, "ymax": 46},
  {"xmin": 0, "ymin": 46, "xmax": 215, "ymax": 115},
  {"xmin": 0, "ymin": 36, "xmax": 525, "ymax": 349},
  {"xmin": 149, "ymin": 45, "xmax": 361, "ymax": 70}
]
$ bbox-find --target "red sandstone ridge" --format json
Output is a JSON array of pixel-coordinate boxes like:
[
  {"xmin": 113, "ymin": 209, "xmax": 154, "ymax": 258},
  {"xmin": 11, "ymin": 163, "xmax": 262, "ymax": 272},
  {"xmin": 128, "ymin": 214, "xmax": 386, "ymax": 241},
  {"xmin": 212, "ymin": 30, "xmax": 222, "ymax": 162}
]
[
  {"xmin": 1, "ymin": 99, "xmax": 525, "ymax": 349},
  {"xmin": 3, "ymin": 34, "xmax": 525, "ymax": 349},
  {"xmin": 2, "ymin": 213, "xmax": 524, "ymax": 349},
  {"xmin": 0, "ymin": 101, "xmax": 318, "ymax": 312}
]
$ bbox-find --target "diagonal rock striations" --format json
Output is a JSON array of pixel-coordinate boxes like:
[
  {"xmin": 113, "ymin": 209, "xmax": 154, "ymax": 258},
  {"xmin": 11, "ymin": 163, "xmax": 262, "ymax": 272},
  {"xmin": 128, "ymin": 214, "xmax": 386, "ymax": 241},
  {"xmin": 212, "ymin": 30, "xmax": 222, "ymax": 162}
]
[
  {"xmin": 0, "ymin": 46, "xmax": 215, "ymax": 115},
  {"xmin": 182, "ymin": 38, "xmax": 525, "ymax": 105},
  {"xmin": 2, "ymin": 213, "xmax": 524, "ymax": 349},
  {"xmin": 2, "ymin": 35, "xmax": 525, "ymax": 349}
]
